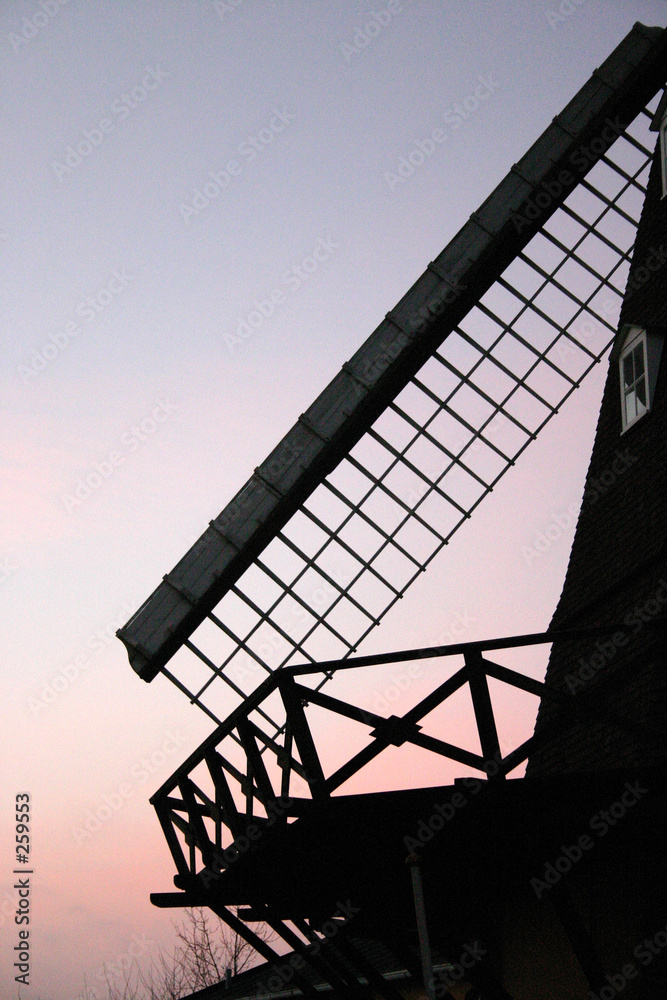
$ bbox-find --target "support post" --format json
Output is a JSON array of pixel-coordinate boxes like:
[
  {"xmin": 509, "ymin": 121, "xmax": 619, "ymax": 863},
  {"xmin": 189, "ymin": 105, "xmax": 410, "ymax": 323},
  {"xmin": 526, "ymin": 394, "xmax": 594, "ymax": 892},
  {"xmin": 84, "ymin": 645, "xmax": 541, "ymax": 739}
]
[
  {"xmin": 466, "ymin": 649, "xmax": 504, "ymax": 778},
  {"xmin": 407, "ymin": 853, "xmax": 436, "ymax": 1000}
]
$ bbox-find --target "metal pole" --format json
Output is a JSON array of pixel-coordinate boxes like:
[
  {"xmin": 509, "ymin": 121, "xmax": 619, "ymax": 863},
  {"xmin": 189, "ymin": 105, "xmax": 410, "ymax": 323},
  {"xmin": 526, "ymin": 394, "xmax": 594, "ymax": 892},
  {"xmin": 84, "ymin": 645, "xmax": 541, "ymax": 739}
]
[{"xmin": 407, "ymin": 853, "xmax": 436, "ymax": 1000}]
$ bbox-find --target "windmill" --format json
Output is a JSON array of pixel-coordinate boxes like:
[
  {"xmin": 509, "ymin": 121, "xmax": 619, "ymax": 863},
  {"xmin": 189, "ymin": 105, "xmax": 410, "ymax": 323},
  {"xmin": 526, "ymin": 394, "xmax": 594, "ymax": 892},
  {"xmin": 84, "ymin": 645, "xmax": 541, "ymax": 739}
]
[{"xmin": 118, "ymin": 23, "xmax": 666, "ymax": 999}]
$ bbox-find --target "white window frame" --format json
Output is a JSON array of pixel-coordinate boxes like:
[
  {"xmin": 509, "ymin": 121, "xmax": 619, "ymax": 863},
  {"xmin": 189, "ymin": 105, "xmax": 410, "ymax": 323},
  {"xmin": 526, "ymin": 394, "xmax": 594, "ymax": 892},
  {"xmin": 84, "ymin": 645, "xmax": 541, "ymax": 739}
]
[{"xmin": 619, "ymin": 326, "xmax": 650, "ymax": 432}]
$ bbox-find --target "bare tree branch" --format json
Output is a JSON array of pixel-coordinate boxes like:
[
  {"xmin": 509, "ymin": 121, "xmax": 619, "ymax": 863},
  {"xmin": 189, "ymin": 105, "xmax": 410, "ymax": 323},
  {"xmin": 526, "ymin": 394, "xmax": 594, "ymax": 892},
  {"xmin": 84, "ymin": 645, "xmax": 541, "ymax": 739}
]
[{"xmin": 77, "ymin": 908, "xmax": 272, "ymax": 999}]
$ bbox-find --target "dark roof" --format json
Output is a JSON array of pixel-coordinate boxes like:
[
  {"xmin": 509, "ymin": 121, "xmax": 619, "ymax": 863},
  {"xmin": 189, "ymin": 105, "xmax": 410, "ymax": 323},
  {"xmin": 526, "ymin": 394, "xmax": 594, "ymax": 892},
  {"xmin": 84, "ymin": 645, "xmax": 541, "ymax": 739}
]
[{"xmin": 181, "ymin": 936, "xmax": 411, "ymax": 999}]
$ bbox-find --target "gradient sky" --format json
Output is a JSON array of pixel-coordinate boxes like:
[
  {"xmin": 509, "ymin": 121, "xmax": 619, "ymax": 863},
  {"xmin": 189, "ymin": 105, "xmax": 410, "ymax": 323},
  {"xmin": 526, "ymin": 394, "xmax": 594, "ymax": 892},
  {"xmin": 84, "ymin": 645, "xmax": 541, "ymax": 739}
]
[{"xmin": 2, "ymin": 2, "xmax": 666, "ymax": 997}]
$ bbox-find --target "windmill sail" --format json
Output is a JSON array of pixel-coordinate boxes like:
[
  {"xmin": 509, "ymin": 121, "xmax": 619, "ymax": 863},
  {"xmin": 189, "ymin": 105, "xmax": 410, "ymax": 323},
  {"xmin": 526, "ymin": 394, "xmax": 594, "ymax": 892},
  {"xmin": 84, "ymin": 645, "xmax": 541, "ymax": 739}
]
[{"xmin": 118, "ymin": 24, "xmax": 667, "ymax": 734}]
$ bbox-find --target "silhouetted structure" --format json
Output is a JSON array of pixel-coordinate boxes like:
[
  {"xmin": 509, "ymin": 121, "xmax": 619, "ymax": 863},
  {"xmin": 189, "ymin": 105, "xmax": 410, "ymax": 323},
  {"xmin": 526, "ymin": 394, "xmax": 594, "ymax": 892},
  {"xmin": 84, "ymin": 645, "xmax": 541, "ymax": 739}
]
[{"xmin": 119, "ymin": 24, "xmax": 667, "ymax": 999}]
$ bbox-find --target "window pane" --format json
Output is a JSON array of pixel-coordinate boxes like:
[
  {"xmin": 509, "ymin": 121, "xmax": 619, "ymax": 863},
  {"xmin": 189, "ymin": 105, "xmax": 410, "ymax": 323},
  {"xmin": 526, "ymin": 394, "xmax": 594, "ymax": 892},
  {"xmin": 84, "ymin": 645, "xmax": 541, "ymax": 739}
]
[
  {"xmin": 633, "ymin": 343, "xmax": 645, "ymax": 378},
  {"xmin": 636, "ymin": 378, "xmax": 647, "ymax": 412},
  {"xmin": 626, "ymin": 390, "xmax": 637, "ymax": 422},
  {"xmin": 623, "ymin": 353, "xmax": 634, "ymax": 389}
]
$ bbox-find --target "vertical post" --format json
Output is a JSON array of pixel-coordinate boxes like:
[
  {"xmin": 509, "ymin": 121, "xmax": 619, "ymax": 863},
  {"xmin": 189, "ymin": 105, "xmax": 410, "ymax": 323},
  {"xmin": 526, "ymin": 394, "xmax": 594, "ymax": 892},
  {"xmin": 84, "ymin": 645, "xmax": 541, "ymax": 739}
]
[
  {"xmin": 280, "ymin": 722, "xmax": 293, "ymax": 800},
  {"xmin": 466, "ymin": 649, "xmax": 504, "ymax": 778},
  {"xmin": 407, "ymin": 854, "xmax": 436, "ymax": 1000},
  {"xmin": 279, "ymin": 674, "xmax": 327, "ymax": 800}
]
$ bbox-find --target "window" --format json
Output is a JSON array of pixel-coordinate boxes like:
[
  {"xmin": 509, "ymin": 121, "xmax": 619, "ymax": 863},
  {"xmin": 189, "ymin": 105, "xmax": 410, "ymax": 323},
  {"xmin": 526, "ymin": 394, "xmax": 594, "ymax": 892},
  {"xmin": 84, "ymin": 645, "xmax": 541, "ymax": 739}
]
[{"xmin": 619, "ymin": 327, "xmax": 649, "ymax": 431}]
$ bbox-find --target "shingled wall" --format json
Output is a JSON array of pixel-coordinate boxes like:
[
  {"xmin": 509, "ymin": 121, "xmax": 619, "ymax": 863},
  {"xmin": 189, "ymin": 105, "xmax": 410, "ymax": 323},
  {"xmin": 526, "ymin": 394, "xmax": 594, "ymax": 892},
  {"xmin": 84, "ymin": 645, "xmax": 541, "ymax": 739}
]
[{"xmin": 527, "ymin": 135, "xmax": 667, "ymax": 777}]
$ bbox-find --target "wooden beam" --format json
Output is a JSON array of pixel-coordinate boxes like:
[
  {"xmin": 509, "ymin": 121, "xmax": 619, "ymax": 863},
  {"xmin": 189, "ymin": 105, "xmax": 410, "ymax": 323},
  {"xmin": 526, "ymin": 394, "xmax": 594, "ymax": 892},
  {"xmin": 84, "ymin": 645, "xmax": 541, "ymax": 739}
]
[
  {"xmin": 466, "ymin": 650, "xmax": 503, "ymax": 778},
  {"xmin": 279, "ymin": 675, "xmax": 327, "ymax": 800}
]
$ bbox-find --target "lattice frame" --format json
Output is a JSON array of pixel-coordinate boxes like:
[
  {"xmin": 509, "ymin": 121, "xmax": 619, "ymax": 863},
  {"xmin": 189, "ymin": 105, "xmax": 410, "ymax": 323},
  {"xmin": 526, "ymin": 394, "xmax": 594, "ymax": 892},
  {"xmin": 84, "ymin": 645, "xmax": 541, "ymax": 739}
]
[{"xmin": 154, "ymin": 100, "xmax": 659, "ymax": 729}]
